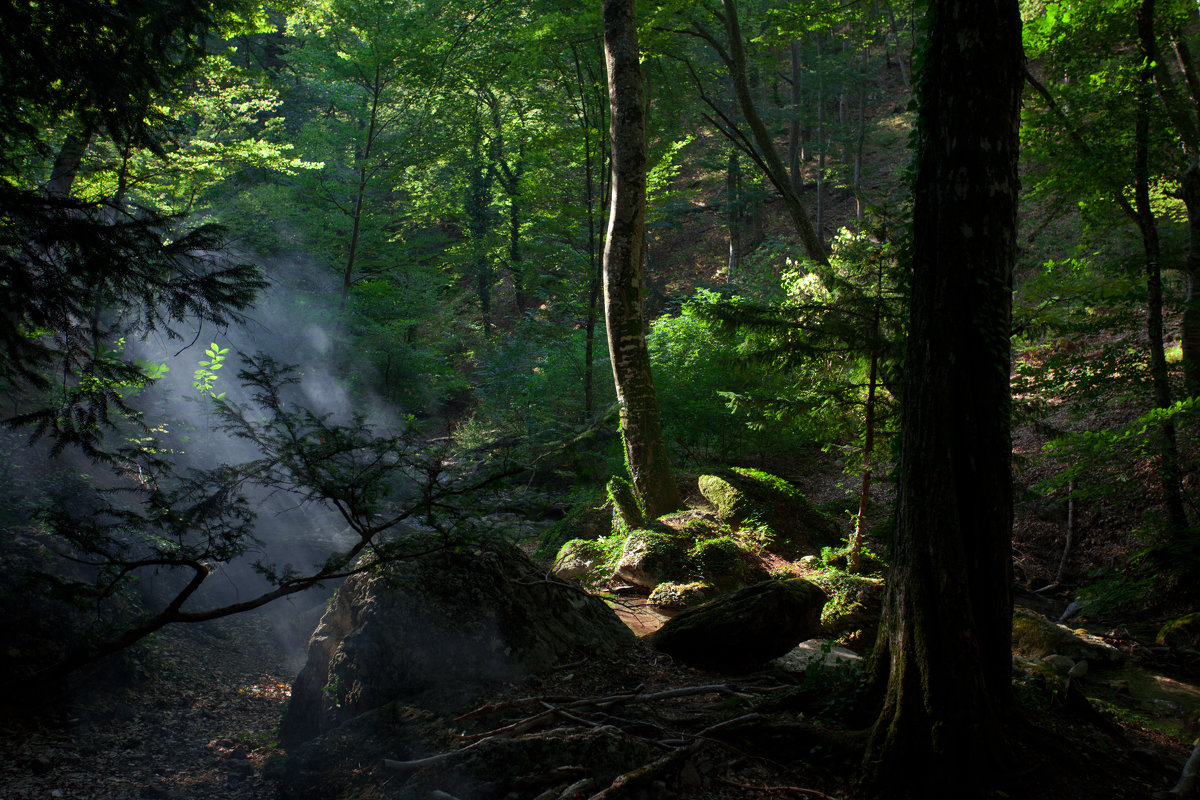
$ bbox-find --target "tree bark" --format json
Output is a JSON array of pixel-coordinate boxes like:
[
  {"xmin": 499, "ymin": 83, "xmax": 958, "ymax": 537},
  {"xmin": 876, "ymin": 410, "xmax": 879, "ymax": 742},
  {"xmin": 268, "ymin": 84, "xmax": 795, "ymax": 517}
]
[
  {"xmin": 864, "ymin": 1, "xmax": 1022, "ymax": 795},
  {"xmin": 815, "ymin": 34, "xmax": 826, "ymax": 239},
  {"xmin": 341, "ymin": 66, "xmax": 383, "ymax": 310},
  {"xmin": 603, "ymin": 0, "xmax": 681, "ymax": 518},
  {"xmin": 787, "ymin": 38, "xmax": 805, "ymax": 194},
  {"xmin": 46, "ymin": 127, "xmax": 92, "ymax": 198}
]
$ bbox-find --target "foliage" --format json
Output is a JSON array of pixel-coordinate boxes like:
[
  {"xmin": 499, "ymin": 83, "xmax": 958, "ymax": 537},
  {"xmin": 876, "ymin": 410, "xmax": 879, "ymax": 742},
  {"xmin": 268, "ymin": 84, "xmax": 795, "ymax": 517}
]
[
  {"xmin": 192, "ymin": 343, "xmax": 230, "ymax": 400},
  {"xmin": 647, "ymin": 291, "xmax": 808, "ymax": 463},
  {"xmin": 7, "ymin": 355, "xmax": 522, "ymax": 683}
]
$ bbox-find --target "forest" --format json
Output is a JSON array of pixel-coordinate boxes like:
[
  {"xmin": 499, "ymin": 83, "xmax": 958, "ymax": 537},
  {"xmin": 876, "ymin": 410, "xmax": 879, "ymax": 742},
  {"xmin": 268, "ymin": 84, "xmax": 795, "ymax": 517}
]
[{"xmin": 4, "ymin": 0, "xmax": 1200, "ymax": 798}]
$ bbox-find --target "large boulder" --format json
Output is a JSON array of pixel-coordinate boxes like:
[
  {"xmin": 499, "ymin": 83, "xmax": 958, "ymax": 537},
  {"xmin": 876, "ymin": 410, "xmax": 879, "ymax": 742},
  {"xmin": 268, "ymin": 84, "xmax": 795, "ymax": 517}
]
[
  {"xmin": 1011, "ymin": 607, "xmax": 1123, "ymax": 664},
  {"xmin": 613, "ymin": 530, "xmax": 690, "ymax": 588},
  {"xmin": 698, "ymin": 468, "xmax": 841, "ymax": 556},
  {"xmin": 1157, "ymin": 612, "xmax": 1200, "ymax": 650},
  {"xmin": 648, "ymin": 579, "xmax": 828, "ymax": 671},
  {"xmin": 279, "ymin": 540, "xmax": 635, "ymax": 748}
]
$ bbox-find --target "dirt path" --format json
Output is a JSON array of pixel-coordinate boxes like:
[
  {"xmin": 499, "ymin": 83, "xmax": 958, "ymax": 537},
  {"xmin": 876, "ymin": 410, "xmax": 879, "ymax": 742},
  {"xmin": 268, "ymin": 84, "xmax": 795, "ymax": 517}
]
[{"xmin": 0, "ymin": 612, "xmax": 292, "ymax": 800}]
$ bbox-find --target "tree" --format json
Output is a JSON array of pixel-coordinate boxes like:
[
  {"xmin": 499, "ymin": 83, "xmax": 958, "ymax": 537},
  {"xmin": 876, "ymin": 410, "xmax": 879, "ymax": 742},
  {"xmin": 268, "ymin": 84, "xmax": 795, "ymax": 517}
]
[
  {"xmin": 864, "ymin": 0, "xmax": 1022, "ymax": 795},
  {"xmin": 602, "ymin": 0, "xmax": 682, "ymax": 518},
  {"xmin": 1022, "ymin": 0, "xmax": 1191, "ymax": 538},
  {"xmin": 0, "ymin": 0, "xmax": 268, "ymax": 457},
  {"xmin": 675, "ymin": 0, "xmax": 830, "ymax": 265}
]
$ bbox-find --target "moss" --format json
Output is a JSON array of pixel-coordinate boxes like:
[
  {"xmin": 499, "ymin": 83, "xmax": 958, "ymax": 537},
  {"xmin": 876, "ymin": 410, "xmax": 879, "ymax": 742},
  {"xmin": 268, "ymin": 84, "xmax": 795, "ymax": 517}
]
[
  {"xmin": 648, "ymin": 581, "xmax": 711, "ymax": 610},
  {"xmin": 1156, "ymin": 611, "xmax": 1200, "ymax": 649},
  {"xmin": 697, "ymin": 468, "xmax": 841, "ymax": 556},
  {"xmin": 689, "ymin": 536, "xmax": 744, "ymax": 575},
  {"xmin": 607, "ymin": 476, "xmax": 644, "ymax": 534},
  {"xmin": 820, "ymin": 544, "xmax": 887, "ymax": 577},
  {"xmin": 806, "ymin": 569, "xmax": 884, "ymax": 646}
]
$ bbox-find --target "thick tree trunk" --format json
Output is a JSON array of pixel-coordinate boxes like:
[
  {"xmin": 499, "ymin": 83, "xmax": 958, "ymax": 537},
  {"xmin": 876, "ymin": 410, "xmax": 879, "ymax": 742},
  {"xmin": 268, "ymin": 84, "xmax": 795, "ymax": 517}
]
[
  {"xmin": 864, "ymin": 1, "xmax": 1022, "ymax": 795},
  {"xmin": 602, "ymin": 0, "xmax": 681, "ymax": 518}
]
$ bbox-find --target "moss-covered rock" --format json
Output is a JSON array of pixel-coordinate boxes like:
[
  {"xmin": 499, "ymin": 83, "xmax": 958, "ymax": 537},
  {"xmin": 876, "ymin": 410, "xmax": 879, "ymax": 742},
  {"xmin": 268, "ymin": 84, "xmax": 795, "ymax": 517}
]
[
  {"xmin": 613, "ymin": 530, "xmax": 691, "ymax": 588},
  {"xmin": 647, "ymin": 579, "xmax": 828, "ymax": 671},
  {"xmin": 687, "ymin": 535, "xmax": 768, "ymax": 590},
  {"xmin": 1156, "ymin": 612, "xmax": 1200, "ymax": 650},
  {"xmin": 807, "ymin": 570, "xmax": 884, "ymax": 648},
  {"xmin": 697, "ymin": 468, "xmax": 841, "ymax": 556},
  {"xmin": 552, "ymin": 539, "xmax": 606, "ymax": 582},
  {"xmin": 1011, "ymin": 607, "xmax": 1123, "ymax": 664},
  {"xmin": 647, "ymin": 581, "xmax": 711, "ymax": 610}
]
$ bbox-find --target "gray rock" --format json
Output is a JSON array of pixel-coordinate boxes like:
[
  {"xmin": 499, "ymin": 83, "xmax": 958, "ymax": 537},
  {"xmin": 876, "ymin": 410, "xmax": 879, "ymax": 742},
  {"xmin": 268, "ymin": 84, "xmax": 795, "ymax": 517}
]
[
  {"xmin": 1043, "ymin": 654, "xmax": 1076, "ymax": 672},
  {"xmin": 613, "ymin": 531, "xmax": 689, "ymax": 588},
  {"xmin": 648, "ymin": 579, "xmax": 828, "ymax": 671},
  {"xmin": 1012, "ymin": 607, "xmax": 1123, "ymax": 664},
  {"xmin": 774, "ymin": 639, "xmax": 863, "ymax": 673},
  {"xmin": 279, "ymin": 539, "xmax": 635, "ymax": 748}
]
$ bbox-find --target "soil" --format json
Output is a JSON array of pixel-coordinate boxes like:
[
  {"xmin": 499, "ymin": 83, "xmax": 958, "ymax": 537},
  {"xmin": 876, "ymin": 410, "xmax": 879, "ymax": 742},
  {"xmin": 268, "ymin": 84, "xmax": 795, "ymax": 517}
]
[
  {"xmin": 0, "ymin": 612, "xmax": 292, "ymax": 800},
  {"xmin": 1, "ymin": 543, "xmax": 1194, "ymax": 800}
]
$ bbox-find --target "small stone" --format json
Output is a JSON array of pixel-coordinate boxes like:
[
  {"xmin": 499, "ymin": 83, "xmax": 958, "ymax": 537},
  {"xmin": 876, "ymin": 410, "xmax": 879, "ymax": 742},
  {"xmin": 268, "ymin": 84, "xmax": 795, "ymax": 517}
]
[
  {"xmin": 1067, "ymin": 659, "xmax": 1089, "ymax": 679},
  {"xmin": 1043, "ymin": 654, "xmax": 1075, "ymax": 672}
]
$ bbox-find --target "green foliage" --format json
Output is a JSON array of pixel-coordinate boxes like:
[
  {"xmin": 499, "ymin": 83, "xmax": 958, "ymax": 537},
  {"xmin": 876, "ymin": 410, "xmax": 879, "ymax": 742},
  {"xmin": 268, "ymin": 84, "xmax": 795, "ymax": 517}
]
[
  {"xmin": 192, "ymin": 343, "xmax": 229, "ymax": 400},
  {"xmin": 461, "ymin": 314, "xmax": 616, "ymax": 449},
  {"xmin": 819, "ymin": 543, "xmax": 886, "ymax": 577},
  {"xmin": 648, "ymin": 292, "xmax": 808, "ymax": 463},
  {"xmin": 806, "ymin": 565, "xmax": 883, "ymax": 632}
]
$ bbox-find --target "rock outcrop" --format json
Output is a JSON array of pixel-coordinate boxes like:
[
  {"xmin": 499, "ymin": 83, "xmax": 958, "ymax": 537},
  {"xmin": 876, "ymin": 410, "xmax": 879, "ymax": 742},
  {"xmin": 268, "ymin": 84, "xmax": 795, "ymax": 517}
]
[
  {"xmin": 648, "ymin": 579, "xmax": 828, "ymax": 671},
  {"xmin": 279, "ymin": 539, "xmax": 635, "ymax": 748}
]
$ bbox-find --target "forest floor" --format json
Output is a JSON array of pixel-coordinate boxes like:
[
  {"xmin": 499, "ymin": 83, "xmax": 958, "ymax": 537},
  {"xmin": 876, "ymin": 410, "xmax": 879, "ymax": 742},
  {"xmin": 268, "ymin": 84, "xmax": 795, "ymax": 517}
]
[
  {"xmin": 0, "ymin": 612, "xmax": 291, "ymax": 800},
  {"xmin": 0, "ymin": 549, "xmax": 1196, "ymax": 799}
]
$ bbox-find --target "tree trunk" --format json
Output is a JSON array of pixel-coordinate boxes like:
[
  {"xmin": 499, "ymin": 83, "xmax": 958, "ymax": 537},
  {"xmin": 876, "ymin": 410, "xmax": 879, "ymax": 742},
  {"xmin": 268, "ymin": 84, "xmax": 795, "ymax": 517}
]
[
  {"xmin": 341, "ymin": 68, "xmax": 382, "ymax": 310},
  {"xmin": 602, "ymin": 0, "xmax": 681, "ymax": 518},
  {"xmin": 884, "ymin": 0, "xmax": 911, "ymax": 94},
  {"xmin": 864, "ymin": 1, "xmax": 1022, "ymax": 794},
  {"xmin": 727, "ymin": 148, "xmax": 741, "ymax": 280},
  {"xmin": 815, "ymin": 34, "xmax": 825, "ymax": 240},
  {"xmin": 718, "ymin": 0, "xmax": 828, "ymax": 265},
  {"xmin": 848, "ymin": 269, "xmax": 883, "ymax": 574},
  {"xmin": 47, "ymin": 127, "xmax": 92, "ymax": 198},
  {"xmin": 1136, "ymin": 0, "xmax": 1189, "ymax": 534},
  {"xmin": 1183, "ymin": 165, "xmax": 1200, "ymax": 401},
  {"xmin": 787, "ymin": 38, "xmax": 805, "ymax": 193},
  {"xmin": 854, "ymin": 45, "xmax": 867, "ymax": 225}
]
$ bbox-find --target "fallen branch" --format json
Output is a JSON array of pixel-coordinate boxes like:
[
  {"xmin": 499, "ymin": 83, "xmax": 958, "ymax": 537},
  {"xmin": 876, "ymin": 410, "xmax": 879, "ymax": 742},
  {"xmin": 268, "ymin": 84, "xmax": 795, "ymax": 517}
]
[
  {"xmin": 695, "ymin": 712, "xmax": 763, "ymax": 738},
  {"xmin": 382, "ymin": 751, "xmax": 454, "ymax": 772},
  {"xmin": 587, "ymin": 741, "xmax": 703, "ymax": 800},
  {"xmin": 715, "ymin": 775, "xmax": 843, "ymax": 799}
]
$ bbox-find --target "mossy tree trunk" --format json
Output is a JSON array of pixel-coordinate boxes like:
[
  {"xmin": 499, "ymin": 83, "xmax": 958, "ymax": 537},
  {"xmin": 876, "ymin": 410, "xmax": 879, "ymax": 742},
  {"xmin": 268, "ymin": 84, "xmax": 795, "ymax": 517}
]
[
  {"xmin": 602, "ymin": 0, "xmax": 681, "ymax": 518},
  {"xmin": 864, "ymin": 1, "xmax": 1021, "ymax": 795}
]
